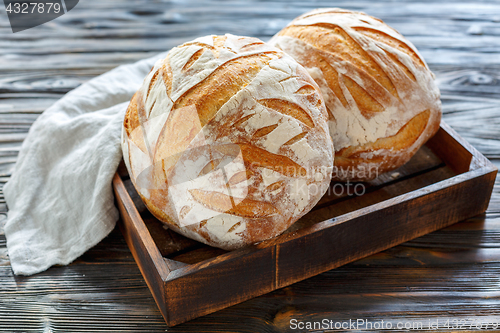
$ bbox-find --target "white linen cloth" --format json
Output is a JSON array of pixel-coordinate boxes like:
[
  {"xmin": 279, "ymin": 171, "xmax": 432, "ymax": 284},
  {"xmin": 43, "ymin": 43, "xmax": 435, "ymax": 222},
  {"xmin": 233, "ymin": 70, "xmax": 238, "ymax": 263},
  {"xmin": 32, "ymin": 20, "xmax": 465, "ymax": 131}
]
[{"xmin": 4, "ymin": 51, "xmax": 168, "ymax": 275}]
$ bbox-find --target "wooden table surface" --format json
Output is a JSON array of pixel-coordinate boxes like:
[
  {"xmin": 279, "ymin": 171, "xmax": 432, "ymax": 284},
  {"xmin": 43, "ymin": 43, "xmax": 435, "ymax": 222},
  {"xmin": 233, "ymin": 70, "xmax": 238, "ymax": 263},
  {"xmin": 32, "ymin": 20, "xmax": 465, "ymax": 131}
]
[{"xmin": 1, "ymin": 0, "xmax": 499, "ymax": 332}]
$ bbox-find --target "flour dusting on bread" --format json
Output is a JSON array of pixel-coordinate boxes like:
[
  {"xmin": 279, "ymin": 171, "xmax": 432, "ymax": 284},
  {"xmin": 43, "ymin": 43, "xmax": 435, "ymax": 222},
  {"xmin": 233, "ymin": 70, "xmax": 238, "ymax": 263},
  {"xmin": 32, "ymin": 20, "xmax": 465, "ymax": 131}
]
[
  {"xmin": 270, "ymin": 8, "xmax": 441, "ymax": 181},
  {"xmin": 122, "ymin": 34, "xmax": 334, "ymax": 249}
]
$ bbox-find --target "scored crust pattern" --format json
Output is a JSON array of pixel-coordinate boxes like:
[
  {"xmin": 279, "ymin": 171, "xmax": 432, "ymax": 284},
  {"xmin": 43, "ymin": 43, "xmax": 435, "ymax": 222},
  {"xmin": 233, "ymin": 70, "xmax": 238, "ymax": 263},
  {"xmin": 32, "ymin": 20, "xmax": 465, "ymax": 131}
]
[
  {"xmin": 270, "ymin": 8, "xmax": 442, "ymax": 181},
  {"xmin": 122, "ymin": 34, "xmax": 334, "ymax": 250}
]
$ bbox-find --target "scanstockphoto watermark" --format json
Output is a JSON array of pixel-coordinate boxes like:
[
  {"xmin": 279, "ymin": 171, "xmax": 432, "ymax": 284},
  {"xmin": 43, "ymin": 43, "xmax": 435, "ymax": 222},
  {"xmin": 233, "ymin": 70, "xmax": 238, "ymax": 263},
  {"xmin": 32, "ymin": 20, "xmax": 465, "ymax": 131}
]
[
  {"xmin": 125, "ymin": 105, "xmax": 379, "ymax": 227},
  {"xmin": 332, "ymin": 164, "xmax": 379, "ymax": 181},
  {"xmin": 327, "ymin": 179, "xmax": 366, "ymax": 197},
  {"xmin": 3, "ymin": 0, "xmax": 79, "ymax": 33},
  {"xmin": 290, "ymin": 318, "xmax": 500, "ymax": 331}
]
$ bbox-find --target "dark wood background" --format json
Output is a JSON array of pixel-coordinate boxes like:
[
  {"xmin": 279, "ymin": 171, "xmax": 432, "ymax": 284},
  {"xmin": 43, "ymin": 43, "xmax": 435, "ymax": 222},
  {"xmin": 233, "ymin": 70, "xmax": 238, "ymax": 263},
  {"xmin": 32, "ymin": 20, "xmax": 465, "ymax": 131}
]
[{"xmin": 0, "ymin": 0, "xmax": 499, "ymax": 332}]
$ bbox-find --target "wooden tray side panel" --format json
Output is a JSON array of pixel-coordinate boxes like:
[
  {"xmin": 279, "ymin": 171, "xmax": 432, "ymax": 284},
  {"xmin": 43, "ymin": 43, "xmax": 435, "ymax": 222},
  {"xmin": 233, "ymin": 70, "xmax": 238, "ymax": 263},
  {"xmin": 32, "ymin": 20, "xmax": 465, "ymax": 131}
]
[
  {"xmin": 112, "ymin": 174, "xmax": 171, "ymax": 323},
  {"xmin": 164, "ymin": 246, "xmax": 277, "ymax": 326},
  {"xmin": 426, "ymin": 122, "xmax": 473, "ymax": 174},
  {"xmin": 275, "ymin": 168, "xmax": 497, "ymax": 289}
]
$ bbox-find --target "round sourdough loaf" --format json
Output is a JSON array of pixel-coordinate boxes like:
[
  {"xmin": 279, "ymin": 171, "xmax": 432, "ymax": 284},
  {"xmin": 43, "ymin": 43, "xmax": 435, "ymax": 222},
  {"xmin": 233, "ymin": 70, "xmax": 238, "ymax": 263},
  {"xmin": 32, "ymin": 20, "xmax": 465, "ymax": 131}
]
[
  {"xmin": 270, "ymin": 8, "xmax": 442, "ymax": 181},
  {"xmin": 122, "ymin": 34, "xmax": 334, "ymax": 250}
]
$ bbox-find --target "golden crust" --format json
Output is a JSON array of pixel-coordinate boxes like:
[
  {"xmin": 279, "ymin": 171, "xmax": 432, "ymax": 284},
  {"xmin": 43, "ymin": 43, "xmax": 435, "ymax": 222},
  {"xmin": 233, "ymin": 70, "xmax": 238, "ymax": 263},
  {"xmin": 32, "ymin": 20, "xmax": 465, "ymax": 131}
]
[
  {"xmin": 122, "ymin": 34, "xmax": 334, "ymax": 250},
  {"xmin": 334, "ymin": 109, "xmax": 440, "ymax": 180},
  {"xmin": 270, "ymin": 8, "xmax": 442, "ymax": 181},
  {"xmin": 123, "ymin": 92, "xmax": 140, "ymax": 138}
]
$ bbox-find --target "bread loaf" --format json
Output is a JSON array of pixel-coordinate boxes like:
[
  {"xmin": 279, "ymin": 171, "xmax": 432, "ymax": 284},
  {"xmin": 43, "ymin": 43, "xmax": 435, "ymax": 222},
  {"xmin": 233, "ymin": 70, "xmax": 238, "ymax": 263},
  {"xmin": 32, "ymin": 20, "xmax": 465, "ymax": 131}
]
[
  {"xmin": 270, "ymin": 8, "xmax": 442, "ymax": 181},
  {"xmin": 122, "ymin": 34, "xmax": 334, "ymax": 250}
]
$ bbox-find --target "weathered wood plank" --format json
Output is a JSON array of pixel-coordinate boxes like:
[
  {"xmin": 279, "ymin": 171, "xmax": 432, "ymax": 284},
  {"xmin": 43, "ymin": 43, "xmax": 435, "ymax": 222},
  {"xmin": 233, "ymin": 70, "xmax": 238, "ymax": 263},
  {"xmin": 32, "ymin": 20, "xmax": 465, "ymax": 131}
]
[{"xmin": 0, "ymin": 0, "xmax": 499, "ymax": 331}]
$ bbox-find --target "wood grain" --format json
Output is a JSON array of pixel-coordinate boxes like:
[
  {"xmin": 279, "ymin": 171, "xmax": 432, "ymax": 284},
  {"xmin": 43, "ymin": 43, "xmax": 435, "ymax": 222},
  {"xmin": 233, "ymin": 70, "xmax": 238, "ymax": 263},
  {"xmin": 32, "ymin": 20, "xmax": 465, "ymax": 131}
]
[{"xmin": 0, "ymin": 0, "xmax": 499, "ymax": 331}]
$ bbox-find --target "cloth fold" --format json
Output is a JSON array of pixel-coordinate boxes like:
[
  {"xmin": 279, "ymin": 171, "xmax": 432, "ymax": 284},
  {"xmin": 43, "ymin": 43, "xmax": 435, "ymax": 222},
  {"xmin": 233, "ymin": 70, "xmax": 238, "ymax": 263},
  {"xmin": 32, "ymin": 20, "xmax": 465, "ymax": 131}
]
[{"xmin": 4, "ymin": 51, "xmax": 168, "ymax": 275}]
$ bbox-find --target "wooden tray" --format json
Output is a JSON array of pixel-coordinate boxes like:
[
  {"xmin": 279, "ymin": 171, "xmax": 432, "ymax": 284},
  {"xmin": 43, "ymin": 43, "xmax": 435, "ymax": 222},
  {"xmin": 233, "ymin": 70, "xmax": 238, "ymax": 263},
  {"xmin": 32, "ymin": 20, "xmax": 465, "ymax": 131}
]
[{"xmin": 112, "ymin": 121, "xmax": 497, "ymax": 326}]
